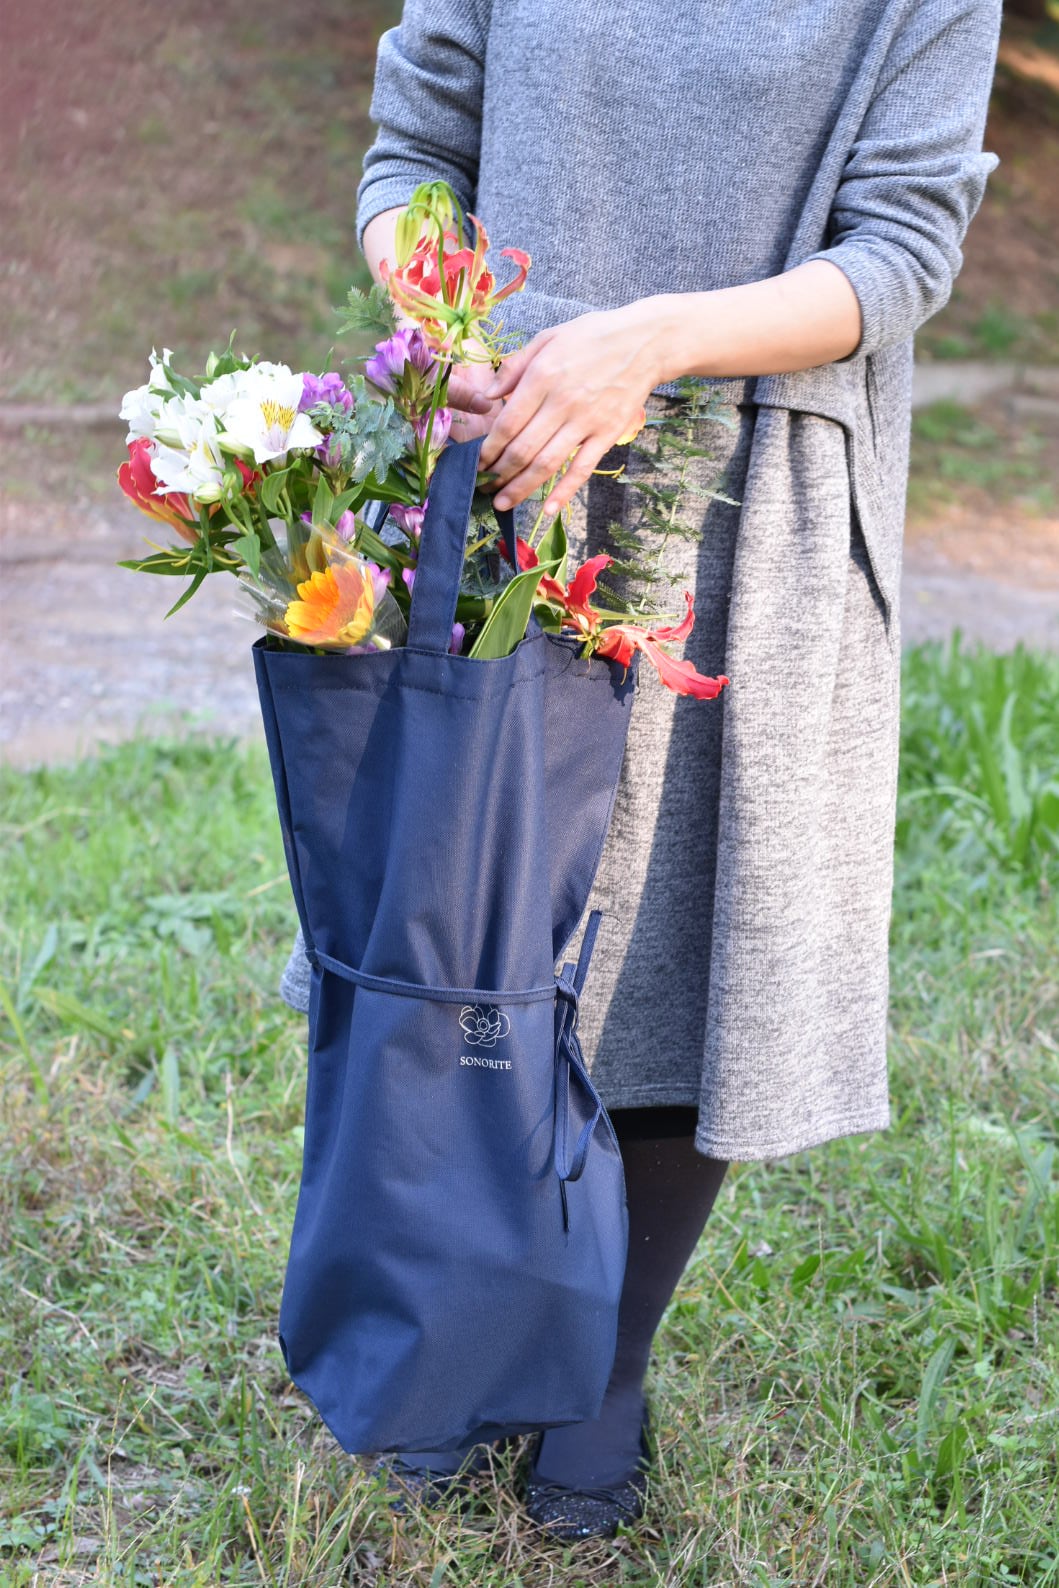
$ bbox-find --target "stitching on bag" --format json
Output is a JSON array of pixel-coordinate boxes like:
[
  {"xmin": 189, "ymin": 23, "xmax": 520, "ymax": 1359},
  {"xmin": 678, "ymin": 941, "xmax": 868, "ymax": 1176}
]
[
  {"xmin": 266, "ymin": 637, "xmax": 610, "ymax": 699},
  {"xmin": 312, "ymin": 950, "xmax": 556, "ymax": 1005}
]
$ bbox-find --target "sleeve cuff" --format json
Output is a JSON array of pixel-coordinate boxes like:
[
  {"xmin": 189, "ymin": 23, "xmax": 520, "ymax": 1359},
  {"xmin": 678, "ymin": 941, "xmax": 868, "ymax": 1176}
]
[{"xmin": 801, "ymin": 243, "xmax": 889, "ymax": 363}]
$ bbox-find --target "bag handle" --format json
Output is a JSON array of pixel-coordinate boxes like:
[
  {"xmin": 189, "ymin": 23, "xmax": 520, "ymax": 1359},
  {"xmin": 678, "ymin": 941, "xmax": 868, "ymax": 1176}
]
[
  {"xmin": 406, "ymin": 436, "xmax": 521, "ymax": 654},
  {"xmin": 554, "ymin": 911, "xmax": 607, "ymax": 1230}
]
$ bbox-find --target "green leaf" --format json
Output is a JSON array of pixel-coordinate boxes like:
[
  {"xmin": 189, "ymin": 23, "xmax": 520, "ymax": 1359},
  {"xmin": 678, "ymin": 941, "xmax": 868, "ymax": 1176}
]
[
  {"xmin": 790, "ymin": 1253, "xmax": 822, "ymax": 1295},
  {"xmin": 34, "ymin": 986, "xmax": 126, "ymax": 1045},
  {"xmin": 336, "ymin": 280, "xmax": 398, "ymax": 342},
  {"xmin": 916, "ymin": 1337, "xmax": 956, "ymax": 1461},
  {"xmin": 259, "ymin": 468, "xmax": 290, "ymax": 513},
  {"xmin": 0, "ymin": 975, "xmax": 49, "ymax": 1103},
  {"xmin": 935, "ymin": 1418, "xmax": 969, "ymax": 1480},
  {"xmin": 117, "ymin": 551, "xmax": 196, "ymax": 576},
  {"xmin": 532, "ymin": 513, "xmax": 568, "ymax": 585},
  {"xmin": 164, "ymin": 567, "xmax": 209, "ymax": 618},
  {"xmin": 160, "ymin": 1046, "xmax": 181, "ymax": 1126},
  {"xmin": 17, "ymin": 923, "xmax": 59, "ymax": 1012},
  {"xmin": 311, "ymin": 474, "xmax": 334, "ymax": 530},
  {"xmin": 468, "ymin": 558, "xmax": 562, "ymax": 661},
  {"xmin": 354, "ymin": 524, "xmax": 404, "ymax": 573},
  {"xmin": 229, "ymin": 532, "xmax": 260, "ymax": 577}
]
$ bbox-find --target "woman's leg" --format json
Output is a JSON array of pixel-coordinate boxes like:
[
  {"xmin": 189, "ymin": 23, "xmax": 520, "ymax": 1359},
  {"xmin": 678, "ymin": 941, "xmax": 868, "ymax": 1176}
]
[{"xmin": 531, "ymin": 1104, "xmax": 728, "ymax": 1488}]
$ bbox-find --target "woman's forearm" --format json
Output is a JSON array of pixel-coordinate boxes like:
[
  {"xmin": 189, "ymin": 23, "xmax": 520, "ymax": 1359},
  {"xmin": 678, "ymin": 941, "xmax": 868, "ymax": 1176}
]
[
  {"xmin": 641, "ymin": 259, "xmax": 864, "ymax": 382},
  {"xmin": 361, "ymin": 208, "xmax": 407, "ymax": 285}
]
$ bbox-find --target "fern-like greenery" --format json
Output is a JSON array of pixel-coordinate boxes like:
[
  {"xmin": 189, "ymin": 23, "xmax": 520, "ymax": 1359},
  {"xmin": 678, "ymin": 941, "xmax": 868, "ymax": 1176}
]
[
  {"xmin": 588, "ymin": 377, "xmax": 742, "ymax": 617},
  {"xmin": 336, "ymin": 281, "xmax": 399, "ymax": 345}
]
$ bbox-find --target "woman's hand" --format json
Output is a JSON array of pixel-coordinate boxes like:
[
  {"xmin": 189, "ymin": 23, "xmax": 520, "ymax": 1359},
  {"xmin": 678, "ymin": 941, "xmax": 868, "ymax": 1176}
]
[
  {"xmin": 478, "ymin": 302, "xmax": 663, "ymax": 516},
  {"xmin": 445, "ymin": 351, "xmax": 505, "ymax": 443}
]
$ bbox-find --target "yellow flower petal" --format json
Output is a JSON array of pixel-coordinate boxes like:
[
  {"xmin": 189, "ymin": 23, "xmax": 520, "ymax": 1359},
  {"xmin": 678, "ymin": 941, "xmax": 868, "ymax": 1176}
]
[
  {"xmin": 616, "ymin": 405, "xmax": 647, "ymax": 446},
  {"xmin": 283, "ymin": 562, "xmax": 376, "ymax": 648}
]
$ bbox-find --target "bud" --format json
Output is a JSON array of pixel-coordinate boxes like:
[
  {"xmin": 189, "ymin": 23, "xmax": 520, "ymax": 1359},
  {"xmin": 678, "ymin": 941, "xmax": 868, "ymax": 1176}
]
[{"xmin": 394, "ymin": 206, "xmax": 425, "ymax": 268}]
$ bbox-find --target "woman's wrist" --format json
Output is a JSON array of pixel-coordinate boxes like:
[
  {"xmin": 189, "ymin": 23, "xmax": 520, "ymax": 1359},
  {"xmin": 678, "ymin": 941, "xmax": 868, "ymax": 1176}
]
[{"xmin": 628, "ymin": 265, "xmax": 863, "ymax": 385}]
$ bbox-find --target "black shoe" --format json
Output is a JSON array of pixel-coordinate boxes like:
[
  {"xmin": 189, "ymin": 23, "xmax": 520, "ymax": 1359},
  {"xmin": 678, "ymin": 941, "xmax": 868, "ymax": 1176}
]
[
  {"xmin": 372, "ymin": 1441, "xmax": 501, "ymax": 1511},
  {"xmin": 522, "ymin": 1415, "xmax": 652, "ymax": 1540}
]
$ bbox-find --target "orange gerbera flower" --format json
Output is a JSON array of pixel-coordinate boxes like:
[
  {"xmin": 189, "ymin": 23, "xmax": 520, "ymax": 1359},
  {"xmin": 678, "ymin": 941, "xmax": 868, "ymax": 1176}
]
[{"xmin": 283, "ymin": 562, "xmax": 376, "ymax": 648}]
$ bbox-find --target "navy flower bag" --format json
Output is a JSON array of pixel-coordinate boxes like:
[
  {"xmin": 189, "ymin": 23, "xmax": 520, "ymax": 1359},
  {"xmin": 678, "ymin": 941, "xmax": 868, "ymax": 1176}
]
[{"xmin": 253, "ymin": 436, "xmax": 636, "ymax": 1455}]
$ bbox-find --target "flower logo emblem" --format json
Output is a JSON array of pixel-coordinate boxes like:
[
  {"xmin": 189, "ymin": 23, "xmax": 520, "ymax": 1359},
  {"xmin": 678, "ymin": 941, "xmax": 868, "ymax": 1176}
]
[{"xmin": 459, "ymin": 1005, "xmax": 511, "ymax": 1048}]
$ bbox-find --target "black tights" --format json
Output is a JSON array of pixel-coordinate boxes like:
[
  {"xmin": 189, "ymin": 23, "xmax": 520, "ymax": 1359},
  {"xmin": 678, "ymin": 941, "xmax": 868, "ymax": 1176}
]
[
  {"xmin": 398, "ymin": 1105, "xmax": 728, "ymax": 1483},
  {"xmin": 531, "ymin": 1105, "xmax": 728, "ymax": 1487}
]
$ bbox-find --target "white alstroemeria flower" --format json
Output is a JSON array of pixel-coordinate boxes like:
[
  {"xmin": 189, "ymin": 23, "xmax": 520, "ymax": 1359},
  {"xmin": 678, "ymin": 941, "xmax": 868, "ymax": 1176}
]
[
  {"xmin": 197, "ymin": 360, "xmax": 289, "ymax": 421},
  {"xmin": 218, "ymin": 364, "xmax": 322, "ymax": 466},
  {"xmin": 151, "ymin": 392, "xmax": 210, "ymax": 450},
  {"xmin": 149, "ymin": 400, "xmax": 228, "ymax": 504},
  {"xmin": 119, "ymin": 348, "xmax": 180, "ymax": 442}
]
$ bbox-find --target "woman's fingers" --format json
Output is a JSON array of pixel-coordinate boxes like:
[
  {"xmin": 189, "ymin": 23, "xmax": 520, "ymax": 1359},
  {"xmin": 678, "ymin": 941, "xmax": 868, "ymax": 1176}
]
[
  {"xmin": 446, "ymin": 371, "xmax": 495, "ymax": 415},
  {"xmin": 538, "ymin": 436, "xmax": 613, "ymax": 518},
  {"xmin": 487, "ymin": 402, "xmax": 575, "ymax": 505},
  {"xmin": 491, "ymin": 422, "xmax": 588, "ymax": 512},
  {"xmin": 484, "ymin": 329, "xmax": 558, "ymax": 402},
  {"xmin": 448, "ymin": 407, "xmax": 495, "ymax": 441},
  {"xmin": 478, "ymin": 372, "xmax": 551, "ymax": 476}
]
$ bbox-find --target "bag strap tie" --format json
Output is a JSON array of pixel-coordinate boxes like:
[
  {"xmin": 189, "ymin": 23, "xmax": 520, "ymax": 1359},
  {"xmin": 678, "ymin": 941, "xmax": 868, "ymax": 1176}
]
[{"xmin": 554, "ymin": 911, "xmax": 607, "ymax": 1230}]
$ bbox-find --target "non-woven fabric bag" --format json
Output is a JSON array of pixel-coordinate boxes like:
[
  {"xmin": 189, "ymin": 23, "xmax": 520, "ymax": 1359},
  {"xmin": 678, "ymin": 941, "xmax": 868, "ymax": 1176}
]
[{"xmin": 253, "ymin": 435, "xmax": 637, "ymax": 1455}]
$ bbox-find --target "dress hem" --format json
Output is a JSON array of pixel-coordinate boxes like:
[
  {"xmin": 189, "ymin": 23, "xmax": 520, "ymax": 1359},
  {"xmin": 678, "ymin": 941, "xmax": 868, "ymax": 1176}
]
[{"xmin": 597, "ymin": 1082, "xmax": 891, "ymax": 1162}]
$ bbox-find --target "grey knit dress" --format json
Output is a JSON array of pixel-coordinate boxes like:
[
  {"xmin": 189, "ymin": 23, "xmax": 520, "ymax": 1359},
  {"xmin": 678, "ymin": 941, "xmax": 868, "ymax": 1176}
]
[{"xmin": 278, "ymin": 0, "xmax": 1003, "ymax": 1161}]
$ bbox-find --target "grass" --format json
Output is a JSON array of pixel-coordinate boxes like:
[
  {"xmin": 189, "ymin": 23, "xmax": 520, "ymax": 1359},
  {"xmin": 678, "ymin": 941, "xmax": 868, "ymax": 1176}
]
[
  {"xmin": 906, "ymin": 400, "xmax": 1058, "ymax": 522},
  {"xmin": 1, "ymin": 637, "xmax": 1058, "ymax": 1586},
  {"xmin": 919, "ymin": 303, "xmax": 1059, "ymax": 366}
]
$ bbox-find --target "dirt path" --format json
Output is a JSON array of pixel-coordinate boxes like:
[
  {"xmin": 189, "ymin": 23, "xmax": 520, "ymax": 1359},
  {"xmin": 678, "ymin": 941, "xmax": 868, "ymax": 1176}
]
[{"xmin": 3, "ymin": 475, "xmax": 1057, "ymax": 770}]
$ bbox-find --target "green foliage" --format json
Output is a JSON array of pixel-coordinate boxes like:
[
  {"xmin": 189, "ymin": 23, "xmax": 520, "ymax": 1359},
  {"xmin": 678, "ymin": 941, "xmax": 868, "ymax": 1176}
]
[
  {"xmin": 591, "ymin": 378, "xmax": 742, "ymax": 615},
  {"xmin": 335, "ymin": 279, "xmax": 398, "ymax": 345},
  {"xmin": 467, "ymin": 551, "xmax": 564, "ymax": 661},
  {"xmin": 305, "ymin": 374, "xmax": 415, "ymax": 487},
  {"xmin": 907, "ymin": 398, "xmax": 1058, "ymax": 521},
  {"xmin": 0, "ymin": 642, "xmax": 1057, "ymax": 1582},
  {"xmin": 897, "ymin": 635, "xmax": 1059, "ymax": 884}
]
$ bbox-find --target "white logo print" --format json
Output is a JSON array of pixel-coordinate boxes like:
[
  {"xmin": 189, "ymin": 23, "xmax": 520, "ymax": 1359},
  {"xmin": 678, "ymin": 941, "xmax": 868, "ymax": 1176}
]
[{"xmin": 459, "ymin": 1005, "xmax": 511, "ymax": 1048}]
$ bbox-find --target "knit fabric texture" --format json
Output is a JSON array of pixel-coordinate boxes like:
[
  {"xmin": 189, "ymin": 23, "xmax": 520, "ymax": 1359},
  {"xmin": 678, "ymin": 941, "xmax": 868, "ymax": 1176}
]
[
  {"xmin": 356, "ymin": 0, "xmax": 1000, "ymax": 363},
  {"xmin": 277, "ymin": 0, "xmax": 1002, "ymax": 1161}
]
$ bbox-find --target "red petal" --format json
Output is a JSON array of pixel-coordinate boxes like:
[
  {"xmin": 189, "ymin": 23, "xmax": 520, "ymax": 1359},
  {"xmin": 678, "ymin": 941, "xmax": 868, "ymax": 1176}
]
[
  {"xmin": 566, "ymin": 553, "xmax": 614, "ymax": 615},
  {"xmin": 651, "ymin": 590, "xmax": 696, "ymax": 644},
  {"xmin": 638, "ymin": 635, "xmax": 729, "ymax": 698},
  {"xmin": 538, "ymin": 574, "xmax": 568, "ymax": 604},
  {"xmin": 499, "ymin": 535, "xmax": 539, "ymax": 568},
  {"xmin": 594, "ymin": 627, "xmax": 638, "ymax": 667},
  {"xmin": 492, "ymin": 246, "xmax": 531, "ymax": 303}
]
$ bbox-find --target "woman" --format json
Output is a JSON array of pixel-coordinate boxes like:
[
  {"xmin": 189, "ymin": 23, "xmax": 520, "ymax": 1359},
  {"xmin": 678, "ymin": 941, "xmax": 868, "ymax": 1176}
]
[{"xmin": 280, "ymin": 0, "xmax": 1002, "ymax": 1540}]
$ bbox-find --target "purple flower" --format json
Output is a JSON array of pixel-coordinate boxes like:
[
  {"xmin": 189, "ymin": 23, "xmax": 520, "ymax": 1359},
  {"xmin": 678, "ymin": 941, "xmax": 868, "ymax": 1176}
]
[
  {"xmin": 388, "ymin": 501, "xmax": 428, "ymax": 538},
  {"xmin": 300, "ymin": 371, "xmax": 354, "ymax": 413},
  {"xmin": 367, "ymin": 561, "xmax": 391, "ymax": 603},
  {"xmin": 401, "ymin": 567, "xmax": 416, "ymax": 595},
  {"xmin": 365, "ymin": 327, "xmax": 437, "ymax": 395},
  {"xmin": 414, "ymin": 407, "xmax": 452, "ymax": 449},
  {"xmin": 449, "ymin": 622, "xmax": 465, "ymax": 656},
  {"xmin": 300, "ymin": 508, "xmax": 357, "ymax": 543},
  {"xmin": 315, "ymin": 432, "xmax": 345, "ymax": 469}
]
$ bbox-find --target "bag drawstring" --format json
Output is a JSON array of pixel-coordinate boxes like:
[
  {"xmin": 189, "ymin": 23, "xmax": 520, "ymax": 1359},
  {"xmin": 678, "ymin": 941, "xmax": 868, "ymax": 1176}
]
[{"xmin": 554, "ymin": 911, "xmax": 606, "ymax": 1232}]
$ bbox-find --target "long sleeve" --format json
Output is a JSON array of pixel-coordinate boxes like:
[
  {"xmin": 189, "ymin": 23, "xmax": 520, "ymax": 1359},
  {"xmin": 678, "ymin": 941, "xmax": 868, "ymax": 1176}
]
[
  {"xmin": 804, "ymin": 0, "xmax": 1002, "ymax": 359},
  {"xmin": 356, "ymin": 0, "xmax": 492, "ymax": 250}
]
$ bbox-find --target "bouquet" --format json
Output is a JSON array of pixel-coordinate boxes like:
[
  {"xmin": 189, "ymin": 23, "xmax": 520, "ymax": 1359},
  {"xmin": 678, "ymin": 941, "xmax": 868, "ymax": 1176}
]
[{"xmin": 118, "ymin": 182, "xmax": 729, "ymax": 699}]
